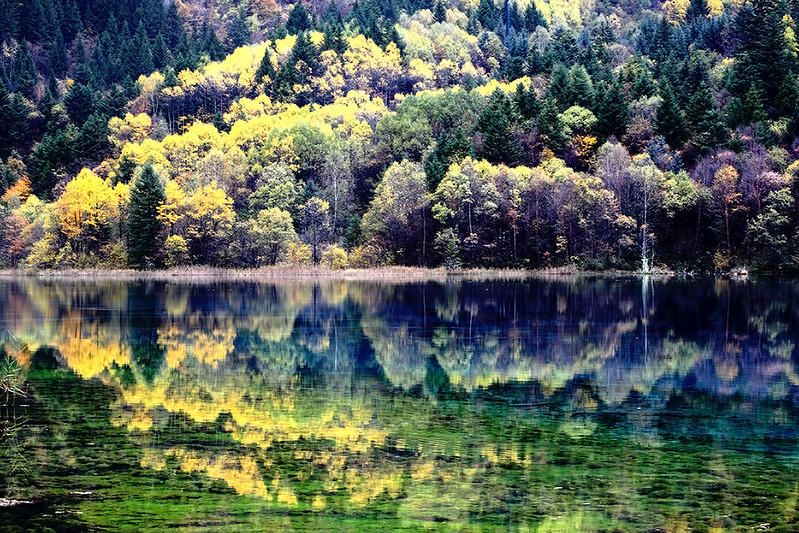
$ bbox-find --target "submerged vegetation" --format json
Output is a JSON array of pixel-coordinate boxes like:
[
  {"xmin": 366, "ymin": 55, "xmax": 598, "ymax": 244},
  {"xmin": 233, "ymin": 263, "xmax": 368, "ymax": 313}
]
[
  {"xmin": 1, "ymin": 0, "xmax": 799, "ymax": 272},
  {"xmin": 1, "ymin": 277, "xmax": 799, "ymax": 530}
]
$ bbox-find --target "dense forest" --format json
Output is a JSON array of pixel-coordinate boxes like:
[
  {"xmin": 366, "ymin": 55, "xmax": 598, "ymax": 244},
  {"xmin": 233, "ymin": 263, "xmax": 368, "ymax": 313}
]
[{"xmin": 0, "ymin": 0, "xmax": 798, "ymax": 272}]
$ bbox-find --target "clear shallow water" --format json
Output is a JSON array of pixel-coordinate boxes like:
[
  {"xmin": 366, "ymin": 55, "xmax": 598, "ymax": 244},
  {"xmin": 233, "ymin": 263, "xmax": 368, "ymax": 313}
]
[{"xmin": 1, "ymin": 276, "xmax": 799, "ymax": 532}]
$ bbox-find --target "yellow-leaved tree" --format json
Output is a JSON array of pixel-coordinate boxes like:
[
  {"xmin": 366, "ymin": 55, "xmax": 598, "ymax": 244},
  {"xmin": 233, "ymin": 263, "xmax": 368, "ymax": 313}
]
[{"xmin": 56, "ymin": 169, "xmax": 122, "ymax": 255}]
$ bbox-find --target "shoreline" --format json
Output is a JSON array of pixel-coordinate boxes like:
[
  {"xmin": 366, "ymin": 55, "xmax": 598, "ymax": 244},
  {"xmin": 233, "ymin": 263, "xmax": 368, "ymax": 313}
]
[{"xmin": 0, "ymin": 265, "xmax": 700, "ymax": 282}]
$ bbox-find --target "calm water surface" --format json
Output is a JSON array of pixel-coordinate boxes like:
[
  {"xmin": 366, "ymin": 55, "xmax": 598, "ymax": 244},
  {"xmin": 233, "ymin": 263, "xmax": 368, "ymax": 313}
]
[{"xmin": 1, "ymin": 277, "xmax": 799, "ymax": 531}]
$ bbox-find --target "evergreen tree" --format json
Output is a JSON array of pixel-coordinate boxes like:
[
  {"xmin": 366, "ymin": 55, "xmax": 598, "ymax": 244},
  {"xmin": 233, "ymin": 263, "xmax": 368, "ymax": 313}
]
[
  {"xmin": 127, "ymin": 163, "xmax": 166, "ymax": 269},
  {"xmin": 686, "ymin": 0, "xmax": 709, "ymax": 22},
  {"xmin": 287, "ymin": 2, "xmax": 312, "ymax": 34},
  {"xmin": 434, "ymin": 0, "xmax": 447, "ymax": 23},
  {"xmin": 229, "ymin": 8, "xmax": 251, "ymax": 49},
  {"xmin": 49, "ymin": 29, "xmax": 69, "ymax": 79},
  {"xmin": 546, "ymin": 64, "xmax": 571, "ymax": 110},
  {"xmin": 113, "ymin": 155, "xmax": 137, "ymax": 185},
  {"xmin": 0, "ymin": 0, "xmax": 19, "ymax": 44},
  {"xmin": 514, "ymin": 81, "xmax": 540, "ymax": 121},
  {"xmin": 128, "ymin": 22, "xmax": 154, "ymax": 77},
  {"xmin": 537, "ymin": 97, "xmax": 568, "ymax": 151},
  {"xmin": 732, "ymin": 0, "xmax": 793, "ymax": 106},
  {"xmin": 478, "ymin": 89, "xmax": 523, "ymax": 165},
  {"xmin": 742, "ymin": 84, "xmax": 767, "ymax": 123},
  {"xmin": 62, "ymin": 0, "xmax": 82, "ymax": 42},
  {"xmin": 594, "ymin": 78, "xmax": 630, "ymax": 140},
  {"xmin": 255, "ymin": 46, "xmax": 276, "ymax": 86},
  {"xmin": 76, "ymin": 111, "xmax": 110, "ymax": 159},
  {"xmin": 322, "ymin": 23, "xmax": 348, "ymax": 54},
  {"xmin": 686, "ymin": 84, "xmax": 729, "ymax": 153},
  {"xmin": 523, "ymin": 1, "xmax": 546, "ymax": 30},
  {"xmin": 202, "ymin": 24, "xmax": 226, "ymax": 62},
  {"xmin": 151, "ymin": 33, "xmax": 171, "ymax": 70},
  {"xmin": 476, "ymin": 0, "xmax": 499, "ymax": 30},
  {"xmin": 655, "ymin": 80, "xmax": 688, "ymax": 148},
  {"xmin": 11, "ymin": 41, "xmax": 38, "ymax": 99},
  {"xmin": 64, "ymin": 83, "xmax": 95, "ymax": 126},
  {"xmin": 568, "ymin": 65, "xmax": 594, "ymax": 109}
]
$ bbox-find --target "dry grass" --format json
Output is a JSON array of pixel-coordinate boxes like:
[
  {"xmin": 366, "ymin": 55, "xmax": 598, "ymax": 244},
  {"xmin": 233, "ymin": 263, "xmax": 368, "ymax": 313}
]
[{"xmin": 0, "ymin": 265, "xmax": 672, "ymax": 284}]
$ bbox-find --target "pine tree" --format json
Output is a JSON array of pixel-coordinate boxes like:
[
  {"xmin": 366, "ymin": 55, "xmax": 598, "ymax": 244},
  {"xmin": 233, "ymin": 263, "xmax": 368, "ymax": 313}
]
[
  {"xmin": 537, "ymin": 97, "xmax": 568, "ymax": 151},
  {"xmin": 687, "ymin": 84, "xmax": 729, "ymax": 153},
  {"xmin": 76, "ymin": 111, "xmax": 110, "ymax": 158},
  {"xmin": 594, "ymin": 78, "xmax": 629, "ymax": 140},
  {"xmin": 514, "ymin": 82, "xmax": 540, "ymax": 121},
  {"xmin": 11, "ymin": 41, "xmax": 38, "ymax": 99},
  {"xmin": 322, "ymin": 23, "xmax": 347, "ymax": 54},
  {"xmin": 732, "ymin": 0, "xmax": 793, "ymax": 106},
  {"xmin": 434, "ymin": 0, "xmax": 447, "ymax": 23},
  {"xmin": 62, "ymin": 0, "xmax": 82, "ymax": 42},
  {"xmin": 655, "ymin": 80, "xmax": 689, "ymax": 148},
  {"xmin": 64, "ymin": 82, "xmax": 95, "ymax": 126},
  {"xmin": 229, "ymin": 8, "xmax": 251, "ymax": 49},
  {"xmin": 523, "ymin": 1, "xmax": 546, "ymax": 30},
  {"xmin": 287, "ymin": 2, "xmax": 312, "ymax": 34},
  {"xmin": 546, "ymin": 64, "xmax": 571, "ymax": 110},
  {"xmin": 127, "ymin": 163, "xmax": 166, "ymax": 269},
  {"xmin": 568, "ymin": 65, "xmax": 594, "ymax": 109},
  {"xmin": 476, "ymin": 0, "xmax": 499, "ymax": 30},
  {"xmin": 151, "ymin": 33, "xmax": 171, "ymax": 70},
  {"xmin": 478, "ymin": 88, "xmax": 523, "ymax": 165},
  {"xmin": 255, "ymin": 46, "xmax": 276, "ymax": 86},
  {"xmin": 128, "ymin": 22, "xmax": 154, "ymax": 77},
  {"xmin": 0, "ymin": 0, "xmax": 19, "ymax": 44},
  {"xmin": 49, "ymin": 29, "xmax": 69, "ymax": 79}
]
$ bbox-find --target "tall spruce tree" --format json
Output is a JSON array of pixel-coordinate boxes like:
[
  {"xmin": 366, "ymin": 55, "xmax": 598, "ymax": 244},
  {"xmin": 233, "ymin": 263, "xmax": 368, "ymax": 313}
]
[
  {"xmin": 127, "ymin": 163, "xmax": 166, "ymax": 268},
  {"xmin": 732, "ymin": 0, "xmax": 793, "ymax": 107},
  {"xmin": 656, "ymin": 80, "xmax": 689, "ymax": 148},
  {"xmin": 687, "ymin": 84, "xmax": 728, "ymax": 153},
  {"xmin": 478, "ymin": 89, "xmax": 523, "ymax": 165}
]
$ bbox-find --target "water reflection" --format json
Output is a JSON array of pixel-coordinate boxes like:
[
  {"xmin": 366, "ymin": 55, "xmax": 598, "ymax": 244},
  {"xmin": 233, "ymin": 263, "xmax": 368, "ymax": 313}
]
[{"xmin": 1, "ymin": 277, "xmax": 799, "ymax": 531}]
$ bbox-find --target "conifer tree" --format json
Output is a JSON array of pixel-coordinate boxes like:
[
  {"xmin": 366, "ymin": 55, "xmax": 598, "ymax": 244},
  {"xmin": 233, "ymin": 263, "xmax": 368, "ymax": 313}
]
[
  {"xmin": 287, "ymin": 2, "xmax": 312, "ymax": 34},
  {"xmin": 546, "ymin": 64, "xmax": 571, "ymax": 110},
  {"xmin": 594, "ymin": 78, "xmax": 629, "ymax": 140},
  {"xmin": 434, "ymin": 0, "xmax": 447, "ymax": 23},
  {"xmin": 49, "ymin": 29, "xmax": 69, "ymax": 79},
  {"xmin": 476, "ymin": 0, "xmax": 499, "ymax": 30},
  {"xmin": 687, "ymin": 84, "xmax": 728, "ymax": 153},
  {"xmin": 523, "ymin": 1, "xmax": 546, "ymax": 30},
  {"xmin": 537, "ymin": 97, "xmax": 568, "ymax": 151},
  {"xmin": 568, "ymin": 65, "xmax": 594, "ymax": 109},
  {"xmin": 129, "ymin": 22, "xmax": 154, "ymax": 77},
  {"xmin": 255, "ymin": 46, "xmax": 276, "ymax": 86},
  {"xmin": 229, "ymin": 8, "xmax": 251, "ymax": 49},
  {"xmin": 514, "ymin": 82, "xmax": 540, "ymax": 121},
  {"xmin": 0, "ymin": 0, "xmax": 19, "ymax": 44},
  {"xmin": 732, "ymin": 0, "xmax": 793, "ymax": 106},
  {"xmin": 11, "ymin": 41, "xmax": 38, "ymax": 99},
  {"xmin": 127, "ymin": 163, "xmax": 166, "ymax": 268},
  {"xmin": 655, "ymin": 81, "xmax": 688, "ymax": 148},
  {"xmin": 478, "ymin": 88, "xmax": 523, "ymax": 166}
]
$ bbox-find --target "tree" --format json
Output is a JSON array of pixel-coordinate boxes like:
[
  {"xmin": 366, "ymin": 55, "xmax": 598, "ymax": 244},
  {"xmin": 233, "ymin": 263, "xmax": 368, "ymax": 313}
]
[
  {"xmin": 249, "ymin": 208, "xmax": 297, "ymax": 265},
  {"xmin": 300, "ymin": 197, "xmax": 330, "ymax": 264},
  {"xmin": 686, "ymin": 84, "xmax": 728, "ymax": 154},
  {"xmin": 255, "ymin": 46, "xmax": 276, "ymax": 86},
  {"xmin": 127, "ymin": 164, "xmax": 165, "ymax": 268},
  {"xmin": 712, "ymin": 164, "xmax": 743, "ymax": 256},
  {"xmin": 229, "ymin": 8, "xmax": 251, "ymax": 49},
  {"xmin": 732, "ymin": 0, "xmax": 793, "ymax": 106},
  {"xmin": 655, "ymin": 81, "xmax": 689, "ymax": 148},
  {"xmin": 286, "ymin": 2, "xmax": 312, "ymax": 34},
  {"xmin": 11, "ymin": 40, "xmax": 37, "ymax": 99},
  {"xmin": 477, "ymin": 88, "xmax": 522, "ymax": 166},
  {"xmin": 362, "ymin": 160, "xmax": 430, "ymax": 265},
  {"xmin": 56, "ymin": 168, "xmax": 121, "ymax": 254}
]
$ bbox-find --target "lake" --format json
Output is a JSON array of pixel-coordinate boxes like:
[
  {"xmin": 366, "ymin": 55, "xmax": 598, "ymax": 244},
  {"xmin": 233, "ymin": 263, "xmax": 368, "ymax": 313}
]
[{"xmin": 1, "ymin": 276, "xmax": 798, "ymax": 531}]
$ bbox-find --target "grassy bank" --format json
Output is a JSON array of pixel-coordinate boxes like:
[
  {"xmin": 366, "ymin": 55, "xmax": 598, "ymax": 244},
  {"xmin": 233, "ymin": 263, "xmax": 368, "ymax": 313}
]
[{"xmin": 0, "ymin": 265, "xmax": 679, "ymax": 283}]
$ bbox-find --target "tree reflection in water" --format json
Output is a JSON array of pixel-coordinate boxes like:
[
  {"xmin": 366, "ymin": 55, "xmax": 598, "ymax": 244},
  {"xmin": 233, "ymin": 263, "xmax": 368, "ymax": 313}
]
[{"xmin": 1, "ymin": 276, "xmax": 799, "ymax": 531}]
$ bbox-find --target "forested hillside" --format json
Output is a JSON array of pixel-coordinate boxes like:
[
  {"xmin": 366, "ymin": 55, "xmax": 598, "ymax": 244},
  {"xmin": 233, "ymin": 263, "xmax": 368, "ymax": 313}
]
[{"xmin": 1, "ymin": 0, "xmax": 798, "ymax": 272}]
